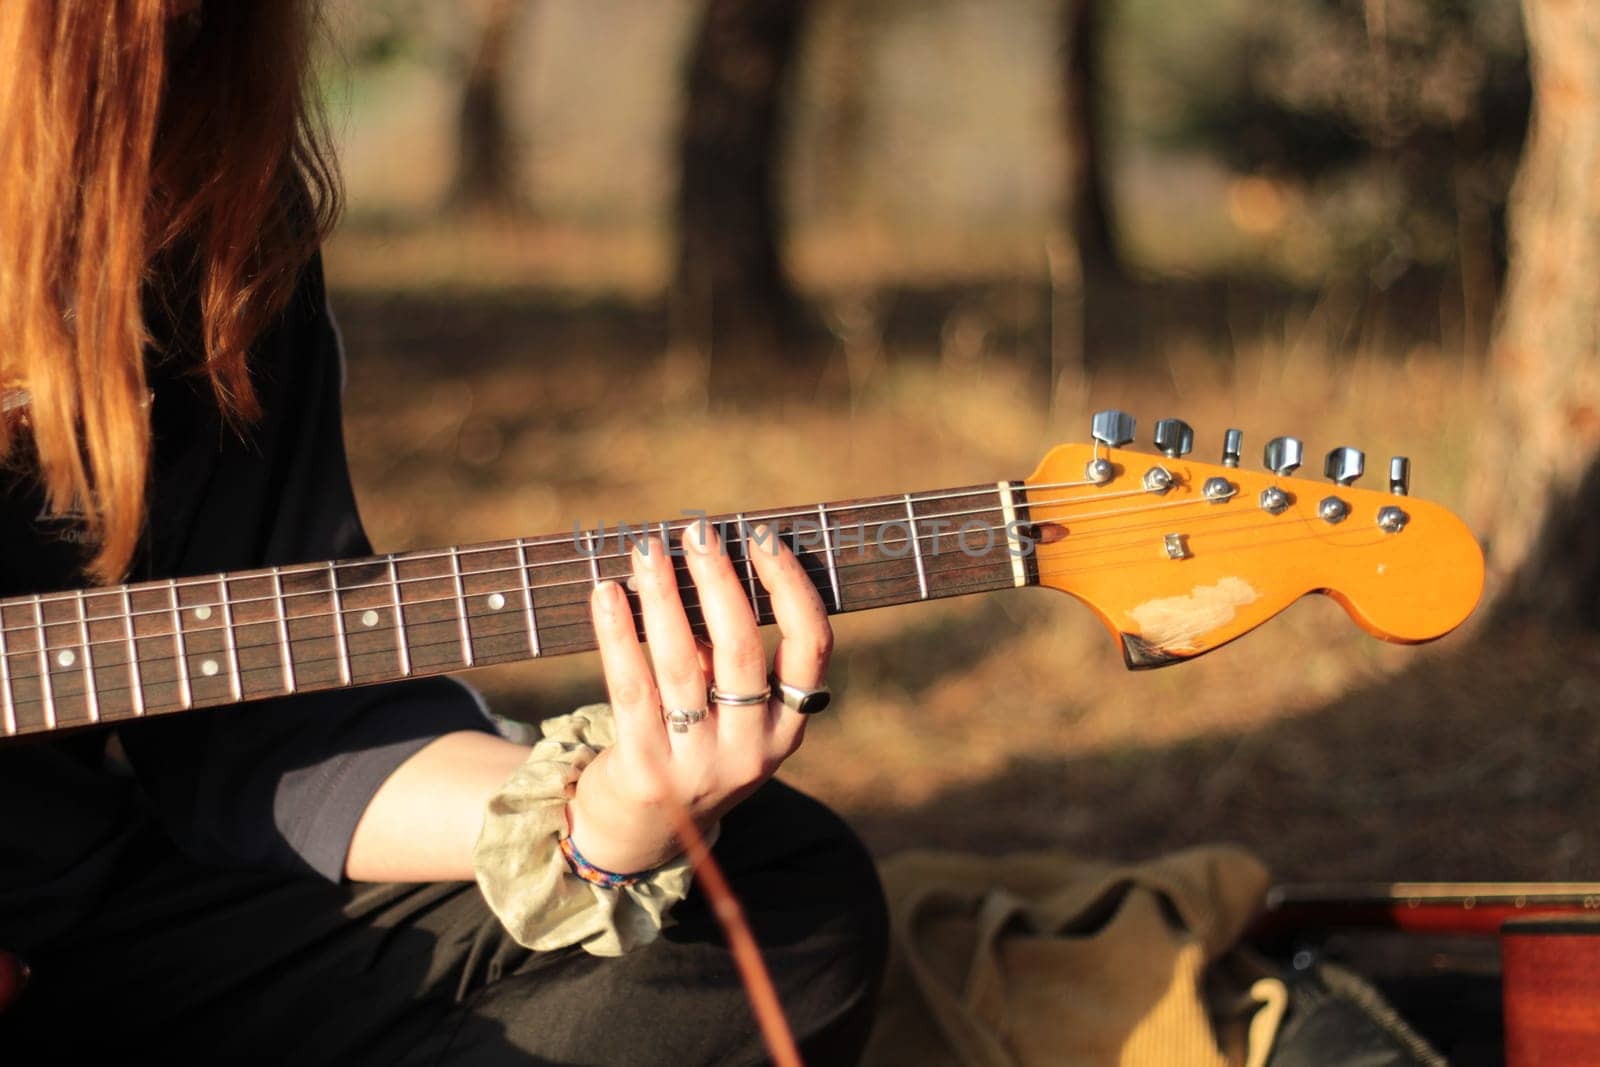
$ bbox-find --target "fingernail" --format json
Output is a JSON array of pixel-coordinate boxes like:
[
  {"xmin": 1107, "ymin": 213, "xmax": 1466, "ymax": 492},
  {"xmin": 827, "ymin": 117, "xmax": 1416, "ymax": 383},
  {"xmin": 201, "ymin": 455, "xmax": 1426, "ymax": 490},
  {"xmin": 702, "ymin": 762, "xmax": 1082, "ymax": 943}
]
[
  {"xmin": 685, "ymin": 522, "xmax": 720, "ymax": 555},
  {"xmin": 630, "ymin": 538, "xmax": 655, "ymax": 568}
]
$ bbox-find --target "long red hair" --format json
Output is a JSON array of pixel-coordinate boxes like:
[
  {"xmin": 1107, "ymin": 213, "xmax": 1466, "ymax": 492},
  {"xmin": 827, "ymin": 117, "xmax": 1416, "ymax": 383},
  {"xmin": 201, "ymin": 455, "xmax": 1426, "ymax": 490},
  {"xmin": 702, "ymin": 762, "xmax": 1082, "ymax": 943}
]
[{"xmin": 0, "ymin": 1, "xmax": 339, "ymax": 583}]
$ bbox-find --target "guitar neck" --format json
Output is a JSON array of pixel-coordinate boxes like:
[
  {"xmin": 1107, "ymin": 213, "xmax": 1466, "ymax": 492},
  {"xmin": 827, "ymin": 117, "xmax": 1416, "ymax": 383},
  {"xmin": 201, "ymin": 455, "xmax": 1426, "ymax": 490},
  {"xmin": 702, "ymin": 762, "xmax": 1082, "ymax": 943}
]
[
  {"xmin": 0, "ymin": 481, "xmax": 1036, "ymax": 741},
  {"xmin": 1255, "ymin": 882, "xmax": 1600, "ymax": 939}
]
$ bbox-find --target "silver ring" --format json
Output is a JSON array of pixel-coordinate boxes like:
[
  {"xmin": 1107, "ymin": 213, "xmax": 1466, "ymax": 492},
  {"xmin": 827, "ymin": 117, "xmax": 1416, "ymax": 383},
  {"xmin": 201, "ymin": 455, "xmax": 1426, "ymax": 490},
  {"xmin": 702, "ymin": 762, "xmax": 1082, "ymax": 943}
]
[
  {"xmin": 708, "ymin": 684, "xmax": 771, "ymax": 707},
  {"xmin": 770, "ymin": 673, "xmax": 832, "ymax": 715},
  {"xmin": 663, "ymin": 706, "xmax": 709, "ymax": 733}
]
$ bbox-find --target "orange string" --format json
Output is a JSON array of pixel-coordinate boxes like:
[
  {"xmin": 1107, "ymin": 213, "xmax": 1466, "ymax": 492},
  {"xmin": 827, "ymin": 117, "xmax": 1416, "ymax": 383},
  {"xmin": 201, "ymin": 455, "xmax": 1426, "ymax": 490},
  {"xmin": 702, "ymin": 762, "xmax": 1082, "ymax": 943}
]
[{"xmin": 666, "ymin": 801, "xmax": 804, "ymax": 1067}]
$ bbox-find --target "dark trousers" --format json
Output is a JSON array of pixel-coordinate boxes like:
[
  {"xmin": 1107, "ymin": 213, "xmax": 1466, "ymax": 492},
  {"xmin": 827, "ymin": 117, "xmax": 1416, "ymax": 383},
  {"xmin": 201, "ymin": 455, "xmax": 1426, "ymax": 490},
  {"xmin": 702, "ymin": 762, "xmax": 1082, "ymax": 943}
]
[{"xmin": 4, "ymin": 780, "xmax": 888, "ymax": 1065}]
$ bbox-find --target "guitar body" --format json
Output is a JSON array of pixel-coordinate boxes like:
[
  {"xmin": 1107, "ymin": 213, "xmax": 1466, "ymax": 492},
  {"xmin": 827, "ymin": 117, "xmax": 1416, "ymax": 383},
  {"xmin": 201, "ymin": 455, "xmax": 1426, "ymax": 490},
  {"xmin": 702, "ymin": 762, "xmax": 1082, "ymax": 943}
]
[
  {"xmin": 1258, "ymin": 885, "xmax": 1600, "ymax": 1065},
  {"xmin": 1502, "ymin": 916, "xmax": 1600, "ymax": 1067}
]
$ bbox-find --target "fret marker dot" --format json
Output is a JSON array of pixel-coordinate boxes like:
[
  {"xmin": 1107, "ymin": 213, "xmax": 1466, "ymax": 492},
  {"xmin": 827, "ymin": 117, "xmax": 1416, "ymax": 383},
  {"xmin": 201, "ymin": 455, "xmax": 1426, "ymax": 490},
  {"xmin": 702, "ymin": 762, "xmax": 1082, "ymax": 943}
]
[
  {"xmin": 201, "ymin": 658, "xmax": 219, "ymax": 677},
  {"xmin": 487, "ymin": 593, "xmax": 506, "ymax": 611},
  {"xmin": 193, "ymin": 605, "xmax": 212, "ymax": 621},
  {"xmin": 361, "ymin": 610, "xmax": 380, "ymax": 628},
  {"xmin": 56, "ymin": 650, "xmax": 75, "ymax": 668}
]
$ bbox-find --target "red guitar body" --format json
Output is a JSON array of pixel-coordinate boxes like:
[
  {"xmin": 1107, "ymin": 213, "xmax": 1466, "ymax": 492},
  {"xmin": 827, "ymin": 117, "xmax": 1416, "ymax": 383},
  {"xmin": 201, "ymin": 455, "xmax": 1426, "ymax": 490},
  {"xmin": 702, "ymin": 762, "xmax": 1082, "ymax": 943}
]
[{"xmin": 1501, "ymin": 916, "xmax": 1600, "ymax": 1067}]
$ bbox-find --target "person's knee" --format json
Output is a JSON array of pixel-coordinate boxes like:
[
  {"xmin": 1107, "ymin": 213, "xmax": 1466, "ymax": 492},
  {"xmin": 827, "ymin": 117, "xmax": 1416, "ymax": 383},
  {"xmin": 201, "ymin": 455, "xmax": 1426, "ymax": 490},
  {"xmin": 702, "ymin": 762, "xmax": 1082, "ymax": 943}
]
[{"xmin": 713, "ymin": 780, "xmax": 889, "ymax": 1059}]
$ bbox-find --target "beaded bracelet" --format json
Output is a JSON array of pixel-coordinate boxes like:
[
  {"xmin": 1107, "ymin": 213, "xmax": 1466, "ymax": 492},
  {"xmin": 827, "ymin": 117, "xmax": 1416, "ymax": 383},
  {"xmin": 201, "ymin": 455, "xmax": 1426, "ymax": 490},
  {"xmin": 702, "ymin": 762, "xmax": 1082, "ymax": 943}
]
[{"xmin": 559, "ymin": 832, "xmax": 645, "ymax": 889}]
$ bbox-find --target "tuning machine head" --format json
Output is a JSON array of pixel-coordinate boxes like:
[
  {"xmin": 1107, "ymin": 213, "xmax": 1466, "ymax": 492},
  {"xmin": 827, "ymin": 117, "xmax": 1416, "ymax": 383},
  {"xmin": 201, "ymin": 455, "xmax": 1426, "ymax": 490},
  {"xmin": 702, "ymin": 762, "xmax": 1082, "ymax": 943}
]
[
  {"xmin": 1222, "ymin": 429, "xmax": 1243, "ymax": 468},
  {"xmin": 1389, "ymin": 457, "xmax": 1410, "ymax": 496},
  {"xmin": 1153, "ymin": 418, "xmax": 1194, "ymax": 458},
  {"xmin": 1090, "ymin": 409, "xmax": 1137, "ymax": 449},
  {"xmin": 1263, "ymin": 436, "xmax": 1304, "ymax": 478},
  {"xmin": 1324, "ymin": 447, "xmax": 1365, "ymax": 486},
  {"xmin": 1086, "ymin": 410, "xmax": 1134, "ymax": 485}
]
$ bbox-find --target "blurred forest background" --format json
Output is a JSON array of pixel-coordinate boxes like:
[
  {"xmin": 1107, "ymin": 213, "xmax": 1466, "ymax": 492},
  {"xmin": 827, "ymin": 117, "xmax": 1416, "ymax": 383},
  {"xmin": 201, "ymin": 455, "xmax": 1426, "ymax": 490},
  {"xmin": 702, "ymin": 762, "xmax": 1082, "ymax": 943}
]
[{"xmin": 314, "ymin": 0, "xmax": 1600, "ymax": 909}]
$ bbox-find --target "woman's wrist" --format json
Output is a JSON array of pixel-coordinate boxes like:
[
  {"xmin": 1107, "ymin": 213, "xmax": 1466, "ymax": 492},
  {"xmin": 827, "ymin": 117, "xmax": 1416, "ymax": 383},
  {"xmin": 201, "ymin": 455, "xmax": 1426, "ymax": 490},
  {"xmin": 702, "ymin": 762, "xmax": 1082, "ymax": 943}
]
[
  {"xmin": 564, "ymin": 783, "xmax": 680, "ymax": 876},
  {"xmin": 559, "ymin": 825, "xmax": 645, "ymax": 888}
]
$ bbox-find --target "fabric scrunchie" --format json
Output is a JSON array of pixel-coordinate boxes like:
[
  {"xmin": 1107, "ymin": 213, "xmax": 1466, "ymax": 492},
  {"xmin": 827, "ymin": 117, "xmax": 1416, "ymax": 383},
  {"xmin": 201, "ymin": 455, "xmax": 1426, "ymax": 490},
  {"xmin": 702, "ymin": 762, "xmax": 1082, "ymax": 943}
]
[{"xmin": 472, "ymin": 702, "xmax": 709, "ymax": 957}]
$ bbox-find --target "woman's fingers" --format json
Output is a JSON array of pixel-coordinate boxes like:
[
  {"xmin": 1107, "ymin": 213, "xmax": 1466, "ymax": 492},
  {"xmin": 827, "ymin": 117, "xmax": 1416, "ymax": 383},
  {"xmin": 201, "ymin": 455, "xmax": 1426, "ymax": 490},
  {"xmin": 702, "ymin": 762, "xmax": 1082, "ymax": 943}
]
[
  {"xmin": 589, "ymin": 579, "xmax": 669, "ymax": 768},
  {"xmin": 591, "ymin": 519, "xmax": 830, "ymax": 820},
  {"xmin": 631, "ymin": 536, "xmax": 711, "ymax": 756},
  {"xmin": 682, "ymin": 522, "xmax": 769, "ymax": 771},
  {"xmin": 746, "ymin": 525, "xmax": 832, "ymax": 751}
]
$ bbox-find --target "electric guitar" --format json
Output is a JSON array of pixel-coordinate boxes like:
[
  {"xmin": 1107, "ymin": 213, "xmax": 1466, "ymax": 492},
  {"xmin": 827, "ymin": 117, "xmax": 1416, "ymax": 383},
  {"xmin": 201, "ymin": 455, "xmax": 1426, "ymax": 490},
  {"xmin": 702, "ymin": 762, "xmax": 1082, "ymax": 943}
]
[
  {"xmin": 0, "ymin": 412, "xmax": 1485, "ymax": 1007},
  {"xmin": 1256, "ymin": 883, "xmax": 1600, "ymax": 1064}
]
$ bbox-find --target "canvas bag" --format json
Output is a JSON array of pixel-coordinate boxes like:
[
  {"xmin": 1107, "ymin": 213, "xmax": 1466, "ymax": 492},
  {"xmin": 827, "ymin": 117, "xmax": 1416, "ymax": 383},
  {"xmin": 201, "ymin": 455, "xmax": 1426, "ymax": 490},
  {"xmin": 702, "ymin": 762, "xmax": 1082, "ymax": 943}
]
[{"xmin": 861, "ymin": 845, "xmax": 1285, "ymax": 1067}]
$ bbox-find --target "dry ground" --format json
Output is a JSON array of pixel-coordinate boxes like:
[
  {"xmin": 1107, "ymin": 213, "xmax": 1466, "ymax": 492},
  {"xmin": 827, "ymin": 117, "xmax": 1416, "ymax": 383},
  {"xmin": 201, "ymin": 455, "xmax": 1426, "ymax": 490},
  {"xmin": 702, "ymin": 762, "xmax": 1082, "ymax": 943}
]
[{"xmin": 329, "ymin": 277, "xmax": 1600, "ymax": 887}]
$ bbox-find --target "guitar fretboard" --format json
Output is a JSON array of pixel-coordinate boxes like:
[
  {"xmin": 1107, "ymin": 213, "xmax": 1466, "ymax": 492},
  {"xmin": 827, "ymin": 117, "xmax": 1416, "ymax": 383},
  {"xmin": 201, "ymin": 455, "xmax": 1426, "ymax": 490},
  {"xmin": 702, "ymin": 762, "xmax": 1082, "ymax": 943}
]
[{"xmin": 0, "ymin": 482, "xmax": 1035, "ymax": 739}]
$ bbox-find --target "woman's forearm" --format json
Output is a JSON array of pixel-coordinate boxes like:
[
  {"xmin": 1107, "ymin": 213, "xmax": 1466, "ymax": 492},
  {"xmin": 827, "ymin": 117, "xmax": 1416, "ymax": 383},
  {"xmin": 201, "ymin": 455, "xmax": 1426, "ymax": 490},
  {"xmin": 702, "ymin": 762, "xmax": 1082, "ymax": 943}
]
[{"xmin": 344, "ymin": 730, "xmax": 531, "ymax": 882}]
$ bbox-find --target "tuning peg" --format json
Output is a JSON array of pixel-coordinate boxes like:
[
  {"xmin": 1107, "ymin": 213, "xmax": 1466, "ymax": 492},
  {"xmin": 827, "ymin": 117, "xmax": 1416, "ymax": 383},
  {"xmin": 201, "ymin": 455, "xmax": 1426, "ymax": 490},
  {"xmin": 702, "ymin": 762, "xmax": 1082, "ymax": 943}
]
[
  {"xmin": 1263, "ymin": 436, "xmax": 1303, "ymax": 477},
  {"xmin": 1153, "ymin": 418, "xmax": 1194, "ymax": 458},
  {"xmin": 1222, "ymin": 429, "xmax": 1243, "ymax": 468},
  {"xmin": 1389, "ymin": 456, "xmax": 1410, "ymax": 496},
  {"xmin": 1323, "ymin": 447, "xmax": 1365, "ymax": 486},
  {"xmin": 1091, "ymin": 410, "xmax": 1136, "ymax": 449}
]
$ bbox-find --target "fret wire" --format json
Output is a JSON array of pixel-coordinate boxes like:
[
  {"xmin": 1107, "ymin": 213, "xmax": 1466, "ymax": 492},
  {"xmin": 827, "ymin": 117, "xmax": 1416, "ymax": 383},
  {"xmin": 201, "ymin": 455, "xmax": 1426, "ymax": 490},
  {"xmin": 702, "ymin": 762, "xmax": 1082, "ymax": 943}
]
[
  {"xmin": 585, "ymin": 531, "xmax": 601, "ymax": 586},
  {"xmin": 168, "ymin": 579, "xmax": 193, "ymax": 709},
  {"xmin": 386, "ymin": 554, "xmax": 412, "ymax": 677},
  {"xmin": 121, "ymin": 586, "xmax": 145, "ymax": 716},
  {"xmin": 75, "ymin": 589, "xmax": 99, "ymax": 723},
  {"xmin": 0, "ymin": 599, "xmax": 12, "ymax": 734},
  {"xmin": 448, "ymin": 545, "xmax": 475, "ymax": 668},
  {"xmin": 733, "ymin": 513, "xmax": 760, "ymax": 612},
  {"xmin": 904, "ymin": 494, "xmax": 929, "ymax": 600},
  {"xmin": 327, "ymin": 560, "xmax": 352, "ymax": 686},
  {"xmin": 817, "ymin": 503, "xmax": 842, "ymax": 611},
  {"xmin": 218, "ymin": 581, "xmax": 243, "ymax": 701},
  {"xmin": 271, "ymin": 567, "xmax": 296, "ymax": 693},
  {"xmin": 33, "ymin": 595, "xmax": 55, "ymax": 729},
  {"xmin": 515, "ymin": 538, "xmax": 540, "ymax": 658}
]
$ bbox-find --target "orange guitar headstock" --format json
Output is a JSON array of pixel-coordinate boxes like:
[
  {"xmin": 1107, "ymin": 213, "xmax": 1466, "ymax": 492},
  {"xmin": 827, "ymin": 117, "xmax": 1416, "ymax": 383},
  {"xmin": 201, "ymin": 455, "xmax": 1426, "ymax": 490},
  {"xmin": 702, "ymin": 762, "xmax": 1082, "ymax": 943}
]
[{"xmin": 1024, "ymin": 412, "xmax": 1484, "ymax": 669}]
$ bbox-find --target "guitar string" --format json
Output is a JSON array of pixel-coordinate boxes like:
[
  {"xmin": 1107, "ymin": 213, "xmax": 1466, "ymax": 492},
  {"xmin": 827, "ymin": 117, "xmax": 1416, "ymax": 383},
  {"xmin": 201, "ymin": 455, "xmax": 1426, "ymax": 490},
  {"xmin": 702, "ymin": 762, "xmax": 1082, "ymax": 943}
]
[
  {"xmin": 0, "ymin": 538, "xmax": 1022, "ymax": 679},
  {"xmin": 0, "ymin": 478, "xmax": 1078, "ymax": 611},
  {"xmin": 0, "ymin": 495, "xmax": 1380, "ymax": 664},
  {"xmin": 0, "ymin": 463, "xmax": 1251, "ymax": 619},
  {"xmin": 0, "ymin": 481, "xmax": 1266, "ymax": 640},
  {"xmin": 3, "ymin": 522, "xmax": 1383, "ymax": 726}
]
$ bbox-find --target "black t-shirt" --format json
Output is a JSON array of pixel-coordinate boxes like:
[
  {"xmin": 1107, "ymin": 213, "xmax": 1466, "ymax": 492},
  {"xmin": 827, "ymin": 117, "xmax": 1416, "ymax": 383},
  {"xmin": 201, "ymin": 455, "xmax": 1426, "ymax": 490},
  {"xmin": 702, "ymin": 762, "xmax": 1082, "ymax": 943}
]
[{"xmin": 0, "ymin": 256, "xmax": 493, "ymax": 951}]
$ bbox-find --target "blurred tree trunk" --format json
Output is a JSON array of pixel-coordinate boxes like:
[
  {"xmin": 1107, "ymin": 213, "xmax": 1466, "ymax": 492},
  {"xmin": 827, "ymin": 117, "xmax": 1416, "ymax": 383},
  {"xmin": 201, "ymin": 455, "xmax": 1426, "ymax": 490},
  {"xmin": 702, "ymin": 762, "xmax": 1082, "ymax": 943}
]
[
  {"xmin": 450, "ymin": 0, "xmax": 529, "ymax": 214},
  {"xmin": 1060, "ymin": 0, "xmax": 1121, "ymax": 279},
  {"xmin": 811, "ymin": 2, "xmax": 870, "ymax": 219},
  {"xmin": 675, "ymin": 0, "xmax": 811, "ymax": 387},
  {"xmin": 1473, "ymin": 1, "xmax": 1600, "ymax": 628}
]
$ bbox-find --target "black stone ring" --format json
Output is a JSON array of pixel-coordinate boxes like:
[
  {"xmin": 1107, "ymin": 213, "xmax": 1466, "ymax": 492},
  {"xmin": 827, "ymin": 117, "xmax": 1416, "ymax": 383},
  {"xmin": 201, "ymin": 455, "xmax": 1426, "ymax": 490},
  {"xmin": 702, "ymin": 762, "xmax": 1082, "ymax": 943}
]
[{"xmin": 769, "ymin": 672, "xmax": 832, "ymax": 715}]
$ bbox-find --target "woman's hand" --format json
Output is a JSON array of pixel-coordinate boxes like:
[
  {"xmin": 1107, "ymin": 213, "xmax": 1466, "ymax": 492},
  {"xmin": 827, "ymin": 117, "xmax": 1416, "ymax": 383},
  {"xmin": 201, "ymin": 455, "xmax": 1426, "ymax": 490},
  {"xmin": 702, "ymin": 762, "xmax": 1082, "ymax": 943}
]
[{"xmin": 566, "ymin": 522, "xmax": 832, "ymax": 875}]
